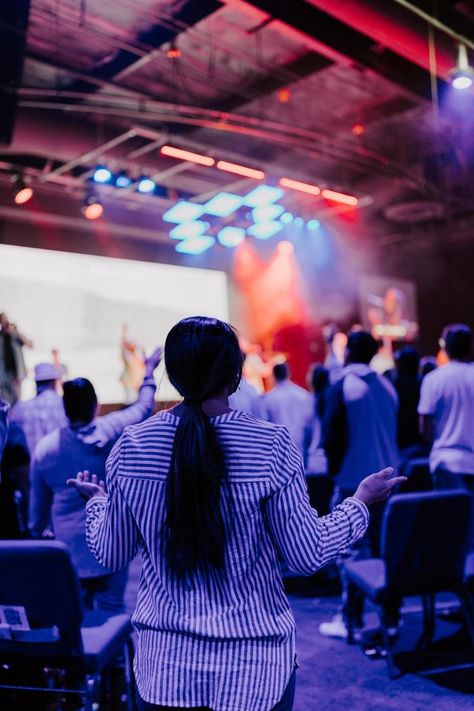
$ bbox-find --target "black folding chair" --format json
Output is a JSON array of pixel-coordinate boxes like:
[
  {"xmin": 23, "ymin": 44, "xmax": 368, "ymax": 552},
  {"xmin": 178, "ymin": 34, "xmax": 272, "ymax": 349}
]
[
  {"xmin": 343, "ymin": 491, "xmax": 474, "ymax": 677},
  {"xmin": 0, "ymin": 540, "xmax": 135, "ymax": 709}
]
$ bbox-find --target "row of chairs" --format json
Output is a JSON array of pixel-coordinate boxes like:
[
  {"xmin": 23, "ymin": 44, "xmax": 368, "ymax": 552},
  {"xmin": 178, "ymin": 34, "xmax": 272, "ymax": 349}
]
[
  {"xmin": 0, "ymin": 541, "xmax": 135, "ymax": 709},
  {"xmin": 344, "ymin": 491, "xmax": 474, "ymax": 677}
]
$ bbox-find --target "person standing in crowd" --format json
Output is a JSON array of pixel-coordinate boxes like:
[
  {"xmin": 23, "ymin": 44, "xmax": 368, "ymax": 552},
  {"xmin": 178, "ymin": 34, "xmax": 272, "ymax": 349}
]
[
  {"xmin": 10, "ymin": 362, "xmax": 68, "ymax": 457},
  {"xmin": 68, "ymin": 316, "xmax": 404, "ymax": 711},
  {"xmin": 229, "ymin": 353, "xmax": 263, "ymax": 417},
  {"xmin": 30, "ymin": 347, "xmax": 162, "ymax": 611},
  {"xmin": 319, "ymin": 331, "xmax": 399, "ymax": 638},
  {"xmin": 418, "ymin": 324, "xmax": 474, "ymax": 544},
  {"xmin": 305, "ymin": 365, "xmax": 331, "ymax": 515},
  {"xmin": 0, "ymin": 399, "xmax": 8, "ymax": 457},
  {"xmin": 389, "ymin": 347, "xmax": 425, "ymax": 465},
  {"xmin": 419, "ymin": 355, "xmax": 437, "ymax": 380},
  {"xmin": 0, "ymin": 313, "xmax": 33, "ymax": 405},
  {"xmin": 261, "ymin": 362, "xmax": 313, "ymax": 460}
]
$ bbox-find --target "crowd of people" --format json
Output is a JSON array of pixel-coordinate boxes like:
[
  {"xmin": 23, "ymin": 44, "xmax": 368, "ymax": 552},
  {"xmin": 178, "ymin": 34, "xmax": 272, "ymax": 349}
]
[{"xmin": 0, "ymin": 314, "xmax": 473, "ymax": 710}]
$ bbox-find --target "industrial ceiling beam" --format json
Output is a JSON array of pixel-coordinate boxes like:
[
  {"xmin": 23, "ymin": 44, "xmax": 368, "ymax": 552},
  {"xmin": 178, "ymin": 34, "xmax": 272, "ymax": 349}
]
[{"xmin": 242, "ymin": 0, "xmax": 448, "ymax": 101}]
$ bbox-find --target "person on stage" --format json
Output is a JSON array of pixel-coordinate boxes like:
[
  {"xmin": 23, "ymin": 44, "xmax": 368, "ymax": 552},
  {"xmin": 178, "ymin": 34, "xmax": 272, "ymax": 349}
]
[
  {"xmin": 69, "ymin": 316, "xmax": 404, "ymax": 711},
  {"xmin": 0, "ymin": 312, "xmax": 33, "ymax": 405}
]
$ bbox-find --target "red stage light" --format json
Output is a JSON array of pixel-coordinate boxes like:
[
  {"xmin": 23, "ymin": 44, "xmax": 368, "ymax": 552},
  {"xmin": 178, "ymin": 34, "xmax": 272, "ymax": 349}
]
[
  {"xmin": 352, "ymin": 124, "xmax": 365, "ymax": 136},
  {"xmin": 161, "ymin": 145, "xmax": 215, "ymax": 167},
  {"xmin": 83, "ymin": 202, "xmax": 104, "ymax": 220},
  {"xmin": 216, "ymin": 160, "xmax": 265, "ymax": 180},
  {"xmin": 277, "ymin": 240, "xmax": 294, "ymax": 254},
  {"xmin": 321, "ymin": 189, "xmax": 358, "ymax": 206},
  {"xmin": 14, "ymin": 186, "xmax": 33, "ymax": 205},
  {"xmin": 278, "ymin": 88, "xmax": 291, "ymax": 104},
  {"xmin": 279, "ymin": 178, "xmax": 320, "ymax": 196}
]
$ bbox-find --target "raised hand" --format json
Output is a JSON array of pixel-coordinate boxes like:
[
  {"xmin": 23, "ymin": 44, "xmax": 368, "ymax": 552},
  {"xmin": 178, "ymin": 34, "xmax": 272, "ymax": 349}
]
[
  {"xmin": 67, "ymin": 470, "xmax": 106, "ymax": 501},
  {"xmin": 144, "ymin": 346, "xmax": 164, "ymax": 376},
  {"xmin": 353, "ymin": 467, "xmax": 407, "ymax": 506}
]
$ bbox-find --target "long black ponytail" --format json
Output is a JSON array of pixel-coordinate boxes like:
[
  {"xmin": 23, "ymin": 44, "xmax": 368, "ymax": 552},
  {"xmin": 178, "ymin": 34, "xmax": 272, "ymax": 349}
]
[{"xmin": 164, "ymin": 317, "xmax": 242, "ymax": 579}]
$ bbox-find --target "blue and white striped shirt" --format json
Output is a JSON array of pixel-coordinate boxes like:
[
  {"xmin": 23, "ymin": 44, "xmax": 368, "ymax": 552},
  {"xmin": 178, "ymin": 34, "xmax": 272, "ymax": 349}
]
[{"xmin": 86, "ymin": 409, "xmax": 368, "ymax": 710}]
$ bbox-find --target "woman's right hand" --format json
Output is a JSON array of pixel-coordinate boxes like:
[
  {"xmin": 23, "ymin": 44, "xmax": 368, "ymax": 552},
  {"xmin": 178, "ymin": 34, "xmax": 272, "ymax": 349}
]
[{"xmin": 353, "ymin": 467, "xmax": 407, "ymax": 506}]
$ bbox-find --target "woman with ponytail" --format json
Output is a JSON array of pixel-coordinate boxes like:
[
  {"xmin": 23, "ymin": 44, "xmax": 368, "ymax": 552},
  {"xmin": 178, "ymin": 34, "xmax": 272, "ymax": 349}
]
[{"xmin": 72, "ymin": 316, "xmax": 405, "ymax": 711}]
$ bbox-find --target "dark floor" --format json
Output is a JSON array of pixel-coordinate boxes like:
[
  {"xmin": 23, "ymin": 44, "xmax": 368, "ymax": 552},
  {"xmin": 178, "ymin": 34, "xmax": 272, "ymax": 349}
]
[{"xmin": 126, "ymin": 557, "xmax": 474, "ymax": 711}]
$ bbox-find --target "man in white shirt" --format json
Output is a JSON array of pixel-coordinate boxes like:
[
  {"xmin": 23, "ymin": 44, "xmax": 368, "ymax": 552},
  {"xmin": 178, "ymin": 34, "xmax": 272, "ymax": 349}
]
[
  {"xmin": 261, "ymin": 363, "xmax": 313, "ymax": 460},
  {"xmin": 419, "ymin": 324, "xmax": 474, "ymax": 544}
]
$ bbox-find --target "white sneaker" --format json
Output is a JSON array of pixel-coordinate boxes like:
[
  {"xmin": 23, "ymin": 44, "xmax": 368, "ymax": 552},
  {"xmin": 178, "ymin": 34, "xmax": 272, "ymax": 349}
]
[{"xmin": 318, "ymin": 614, "xmax": 348, "ymax": 639}]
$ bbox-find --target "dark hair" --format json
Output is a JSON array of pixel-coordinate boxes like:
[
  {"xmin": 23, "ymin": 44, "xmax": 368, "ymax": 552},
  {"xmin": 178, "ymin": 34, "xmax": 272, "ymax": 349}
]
[
  {"xmin": 442, "ymin": 323, "xmax": 472, "ymax": 360},
  {"xmin": 164, "ymin": 316, "xmax": 243, "ymax": 579},
  {"xmin": 420, "ymin": 356, "xmax": 437, "ymax": 379},
  {"xmin": 310, "ymin": 365, "xmax": 330, "ymax": 420},
  {"xmin": 395, "ymin": 346, "xmax": 420, "ymax": 376},
  {"xmin": 273, "ymin": 362, "xmax": 289, "ymax": 382},
  {"xmin": 346, "ymin": 330, "xmax": 379, "ymax": 365},
  {"xmin": 63, "ymin": 378, "xmax": 98, "ymax": 424}
]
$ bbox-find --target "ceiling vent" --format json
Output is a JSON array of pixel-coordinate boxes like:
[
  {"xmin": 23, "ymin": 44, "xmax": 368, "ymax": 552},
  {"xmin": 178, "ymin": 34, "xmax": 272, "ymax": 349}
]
[{"xmin": 384, "ymin": 199, "xmax": 447, "ymax": 224}]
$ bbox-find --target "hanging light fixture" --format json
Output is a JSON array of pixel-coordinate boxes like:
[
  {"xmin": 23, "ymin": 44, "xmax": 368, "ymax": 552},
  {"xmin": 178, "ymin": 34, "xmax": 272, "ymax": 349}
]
[
  {"xmin": 12, "ymin": 176, "xmax": 33, "ymax": 205},
  {"xmin": 82, "ymin": 193, "xmax": 103, "ymax": 220},
  {"xmin": 450, "ymin": 44, "xmax": 473, "ymax": 90}
]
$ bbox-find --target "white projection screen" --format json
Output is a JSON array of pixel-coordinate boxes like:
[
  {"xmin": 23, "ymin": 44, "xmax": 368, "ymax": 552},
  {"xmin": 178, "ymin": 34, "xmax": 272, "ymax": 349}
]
[{"xmin": 0, "ymin": 244, "xmax": 229, "ymax": 402}]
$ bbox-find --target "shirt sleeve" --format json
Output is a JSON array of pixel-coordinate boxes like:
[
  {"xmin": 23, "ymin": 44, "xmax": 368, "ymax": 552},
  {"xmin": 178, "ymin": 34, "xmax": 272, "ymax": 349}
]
[
  {"xmin": 85, "ymin": 430, "xmax": 139, "ymax": 570},
  {"xmin": 265, "ymin": 427, "xmax": 369, "ymax": 575},
  {"xmin": 98, "ymin": 376, "xmax": 156, "ymax": 444},
  {"xmin": 29, "ymin": 449, "xmax": 53, "ymax": 536},
  {"xmin": 418, "ymin": 374, "xmax": 436, "ymax": 415}
]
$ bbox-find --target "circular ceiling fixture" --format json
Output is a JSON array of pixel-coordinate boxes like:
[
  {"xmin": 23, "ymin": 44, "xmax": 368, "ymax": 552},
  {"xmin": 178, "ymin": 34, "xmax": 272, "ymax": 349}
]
[{"xmin": 384, "ymin": 199, "xmax": 447, "ymax": 224}]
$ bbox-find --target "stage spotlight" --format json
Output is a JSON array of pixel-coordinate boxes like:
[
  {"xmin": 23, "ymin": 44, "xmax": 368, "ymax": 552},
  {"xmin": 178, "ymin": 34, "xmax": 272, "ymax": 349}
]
[
  {"xmin": 115, "ymin": 171, "xmax": 133, "ymax": 188},
  {"xmin": 277, "ymin": 240, "xmax": 294, "ymax": 254},
  {"xmin": 93, "ymin": 165, "xmax": 112, "ymax": 184},
  {"xmin": 280, "ymin": 212, "xmax": 294, "ymax": 224},
  {"xmin": 137, "ymin": 176, "xmax": 156, "ymax": 194},
  {"xmin": 217, "ymin": 226, "xmax": 245, "ymax": 248},
  {"xmin": 82, "ymin": 195, "xmax": 103, "ymax": 220},
  {"xmin": 450, "ymin": 44, "xmax": 473, "ymax": 90},
  {"xmin": 307, "ymin": 219, "xmax": 320, "ymax": 231},
  {"xmin": 293, "ymin": 217, "xmax": 304, "ymax": 227},
  {"xmin": 167, "ymin": 41, "xmax": 181, "ymax": 59},
  {"xmin": 13, "ymin": 178, "xmax": 33, "ymax": 205}
]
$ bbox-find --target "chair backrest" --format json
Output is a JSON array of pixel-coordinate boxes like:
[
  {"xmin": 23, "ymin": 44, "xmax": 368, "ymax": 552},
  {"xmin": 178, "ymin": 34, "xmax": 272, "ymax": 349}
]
[
  {"xmin": 381, "ymin": 491, "xmax": 471, "ymax": 596},
  {"xmin": 0, "ymin": 540, "xmax": 83, "ymax": 658}
]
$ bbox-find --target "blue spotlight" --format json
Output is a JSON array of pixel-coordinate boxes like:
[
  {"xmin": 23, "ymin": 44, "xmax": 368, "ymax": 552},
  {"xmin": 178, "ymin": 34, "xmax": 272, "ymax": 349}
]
[
  {"xmin": 115, "ymin": 171, "xmax": 133, "ymax": 188},
  {"xmin": 280, "ymin": 211, "xmax": 294, "ymax": 224},
  {"xmin": 163, "ymin": 201, "xmax": 205, "ymax": 223},
  {"xmin": 137, "ymin": 177, "xmax": 156, "ymax": 194},
  {"xmin": 247, "ymin": 221, "xmax": 283, "ymax": 240},
  {"xmin": 242, "ymin": 185, "xmax": 284, "ymax": 207},
  {"xmin": 293, "ymin": 217, "xmax": 304, "ymax": 227},
  {"xmin": 217, "ymin": 226, "xmax": 245, "ymax": 248},
  {"xmin": 252, "ymin": 204, "xmax": 284, "ymax": 223},
  {"xmin": 93, "ymin": 166, "xmax": 112, "ymax": 184},
  {"xmin": 204, "ymin": 192, "xmax": 243, "ymax": 217},
  {"xmin": 307, "ymin": 219, "xmax": 320, "ymax": 231},
  {"xmin": 169, "ymin": 221, "xmax": 209, "ymax": 240},
  {"xmin": 175, "ymin": 236, "xmax": 216, "ymax": 255}
]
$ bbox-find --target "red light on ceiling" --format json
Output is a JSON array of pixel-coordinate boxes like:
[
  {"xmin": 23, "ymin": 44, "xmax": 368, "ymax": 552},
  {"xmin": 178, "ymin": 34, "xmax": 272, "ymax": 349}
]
[
  {"xmin": 83, "ymin": 202, "xmax": 104, "ymax": 220},
  {"xmin": 216, "ymin": 160, "xmax": 265, "ymax": 180},
  {"xmin": 321, "ymin": 189, "xmax": 358, "ymax": 206},
  {"xmin": 279, "ymin": 177, "xmax": 320, "ymax": 196},
  {"xmin": 278, "ymin": 88, "xmax": 291, "ymax": 103},
  {"xmin": 167, "ymin": 45, "xmax": 181, "ymax": 58},
  {"xmin": 352, "ymin": 123, "xmax": 365, "ymax": 136},
  {"xmin": 14, "ymin": 187, "xmax": 33, "ymax": 205},
  {"xmin": 161, "ymin": 145, "xmax": 215, "ymax": 167}
]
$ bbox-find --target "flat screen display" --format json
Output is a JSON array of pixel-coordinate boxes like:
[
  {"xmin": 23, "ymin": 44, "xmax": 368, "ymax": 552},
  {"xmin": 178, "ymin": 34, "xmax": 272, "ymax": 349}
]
[{"xmin": 0, "ymin": 244, "xmax": 229, "ymax": 402}]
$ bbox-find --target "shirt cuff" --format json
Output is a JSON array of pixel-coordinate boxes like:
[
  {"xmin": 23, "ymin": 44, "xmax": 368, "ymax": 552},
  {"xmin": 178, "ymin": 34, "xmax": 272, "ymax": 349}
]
[
  {"xmin": 343, "ymin": 496, "xmax": 370, "ymax": 526},
  {"xmin": 141, "ymin": 376, "xmax": 156, "ymax": 387},
  {"xmin": 85, "ymin": 495, "xmax": 108, "ymax": 512}
]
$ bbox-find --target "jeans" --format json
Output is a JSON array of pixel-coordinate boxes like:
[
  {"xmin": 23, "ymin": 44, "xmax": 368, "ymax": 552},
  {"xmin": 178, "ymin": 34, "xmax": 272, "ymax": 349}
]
[
  {"xmin": 80, "ymin": 566, "xmax": 128, "ymax": 613},
  {"xmin": 136, "ymin": 668, "xmax": 296, "ymax": 711}
]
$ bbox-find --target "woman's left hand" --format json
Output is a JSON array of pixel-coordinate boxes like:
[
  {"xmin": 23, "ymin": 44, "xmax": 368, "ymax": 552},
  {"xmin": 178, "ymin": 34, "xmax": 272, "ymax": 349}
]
[{"xmin": 67, "ymin": 470, "xmax": 106, "ymax": 500}]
